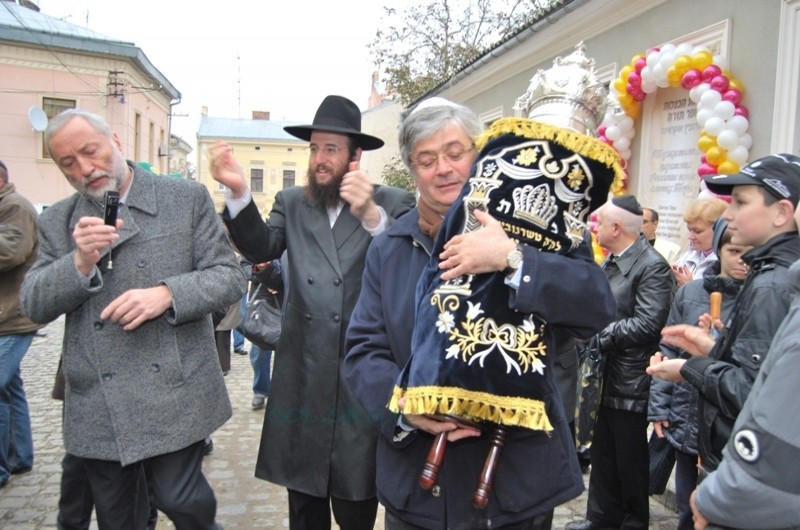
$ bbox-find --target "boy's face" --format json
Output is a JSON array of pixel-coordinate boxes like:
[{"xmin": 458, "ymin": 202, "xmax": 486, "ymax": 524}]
[{"xmin": 725, "ymin": 185, "xmax": 787, "ymax": 246}]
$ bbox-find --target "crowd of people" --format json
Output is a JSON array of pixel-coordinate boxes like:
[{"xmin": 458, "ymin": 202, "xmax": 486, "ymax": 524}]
[{"xmin": 1, "ymin": 93, "xmax": 798, "ymax": 530}]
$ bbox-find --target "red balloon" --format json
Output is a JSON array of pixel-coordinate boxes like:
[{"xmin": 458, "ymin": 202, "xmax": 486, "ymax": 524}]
[
  {"xmin": 634, "ymin": 57, "xmax": 647, "ymax": 73},
  {"xmin": 697, "ymin": 162, "xmax": 717, "ymax": 176},
  {"xmin": 680, "ymin": 69, "xmax": 702, "ymax": 89},
  {"xmin": 702, "ymin": 64, "xmax": 722, "ymax": 83},
  {"xmin": 734, "ymin": 105, "xmax": 750, "ymax": 119},
  {"xmin": 710, "ymin": 75, "xmax": 730, "ymax": 93},
  {"xmin": 723, "ymin": 88, "xmax": 743, "ymax": 106},
  {"xmin": 628, "ymin": 71, "xmax": 642, "ymax": 87}
]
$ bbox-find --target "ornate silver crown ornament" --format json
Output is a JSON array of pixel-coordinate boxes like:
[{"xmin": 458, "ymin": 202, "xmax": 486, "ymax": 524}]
[{"xmin": 514, "ymin": 42, "xmax": 608, "ymax": 136}]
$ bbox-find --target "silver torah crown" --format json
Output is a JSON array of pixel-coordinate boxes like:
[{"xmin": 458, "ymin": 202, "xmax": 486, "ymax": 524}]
[{"xmin": 514, "ymin": 42, "xmax": 608, "ymax": 136}]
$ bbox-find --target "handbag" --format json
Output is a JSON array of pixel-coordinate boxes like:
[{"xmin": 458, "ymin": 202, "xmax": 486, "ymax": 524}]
[
  {"xmin": 240, "ymin": 283, "xmax": 282, "ymax": 351},
  {"xmin": 575, "ymin": 337, "xmax": 605, "ymax": 458}
]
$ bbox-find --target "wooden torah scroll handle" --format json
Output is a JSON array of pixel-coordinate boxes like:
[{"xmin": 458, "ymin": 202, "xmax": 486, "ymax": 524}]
[
  {"xmin": 419, "ymin": 431, "xmax": 448, "ymax": 490},
  {"xmin": 472, "ymin": 426, "xmax": 508, "ymax": 509}
]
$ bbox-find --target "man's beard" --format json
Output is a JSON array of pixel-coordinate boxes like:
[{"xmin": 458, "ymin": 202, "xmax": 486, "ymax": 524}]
[
  {"xmin": 70, "ymin": 152, "xmax": 128, "ymax": 202},
  {"xmin": 305, "ymin": 161, "xmax": 347, "ymax": 209}
]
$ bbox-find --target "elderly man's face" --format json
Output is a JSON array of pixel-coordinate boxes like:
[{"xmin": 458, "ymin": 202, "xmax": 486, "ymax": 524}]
[{"xmin": 48, "ymin": 116, "xmax": 129, "ymax": 202}]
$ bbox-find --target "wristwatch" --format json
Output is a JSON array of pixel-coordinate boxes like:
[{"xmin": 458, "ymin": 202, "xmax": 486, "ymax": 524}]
[{"xmin": 503, "ymin": 244, "xmax": 524, "ymax": 277}]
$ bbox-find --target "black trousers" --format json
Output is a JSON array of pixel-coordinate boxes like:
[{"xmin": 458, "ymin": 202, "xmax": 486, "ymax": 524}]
[
  {"xmin": 587, "ymin": 406, "xmax": 649, "ymax": 530},
  {"xmin": 72, "ymin": 440, "xmax": 219, "ymax": 530},
  {"xmin": 287, "ymin": 488, "xmax": 378, "ymax": 530}
]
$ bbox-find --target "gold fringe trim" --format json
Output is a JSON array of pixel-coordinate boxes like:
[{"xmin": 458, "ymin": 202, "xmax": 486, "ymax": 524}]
[
  {"xmin": 389, "ymin": 385, "xmax": 553, "ymax": 432},
  {"xmin": 475, "ymin": 117, "xmax": 626, "ymax": 195}
]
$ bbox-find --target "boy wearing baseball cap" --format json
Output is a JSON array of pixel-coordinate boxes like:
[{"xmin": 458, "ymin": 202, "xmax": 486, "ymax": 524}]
[{"xmin": 649, "ymin": 153, "xmax": 800, "ymax": 475}]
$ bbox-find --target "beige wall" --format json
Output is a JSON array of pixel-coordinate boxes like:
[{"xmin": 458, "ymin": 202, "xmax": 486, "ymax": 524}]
[
  {"xmin": 195, "ymin": 137, "xmax": 308, "ymax": 216},
  {"xmin": 361, "ymin": 101, "xmax": 403, "ymax": 183},
  {"xmin": 0, "ymin": 42, "xmax": 173, "ymax": 208}
]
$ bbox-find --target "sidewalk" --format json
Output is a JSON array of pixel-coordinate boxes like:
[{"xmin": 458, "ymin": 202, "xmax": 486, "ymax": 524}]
[{"xmin": 1, "ymin": 317, "xmax": 678, "ymax": 529}]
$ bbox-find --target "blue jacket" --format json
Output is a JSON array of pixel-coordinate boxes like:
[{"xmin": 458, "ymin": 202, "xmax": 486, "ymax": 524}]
[{"xmin": 344, "ymin": 209, "xmax": 616, "ymax": 529}]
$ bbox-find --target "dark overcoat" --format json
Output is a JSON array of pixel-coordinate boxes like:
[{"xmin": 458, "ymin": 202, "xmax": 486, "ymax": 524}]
[
  {"xmin": 224, "ymin": 185, "xmax": 415, "ymax": 499},
  {"xmin": 21, "ymin": 165, "xmax": 246, "ymax": 465}
]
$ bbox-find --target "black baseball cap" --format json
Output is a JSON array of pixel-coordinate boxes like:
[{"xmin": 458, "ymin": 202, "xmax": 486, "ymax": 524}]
[{"xmin": 704, "ymin": 153, "xmax": 800, "ymax": 206}]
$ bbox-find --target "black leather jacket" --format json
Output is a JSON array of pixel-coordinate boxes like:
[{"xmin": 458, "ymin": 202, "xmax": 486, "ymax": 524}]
[
  {"xmin": 681, "ymin": 231, "xmax": 800, "ymax": 470},
  {"xmin": 598, "ymin": 235, "xmax": 675, "ymax": 413}
]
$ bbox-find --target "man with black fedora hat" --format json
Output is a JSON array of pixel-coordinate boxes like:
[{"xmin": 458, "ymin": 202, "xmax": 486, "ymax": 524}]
[{"xmin": 210, "ymin": 94, "xmax": 415, "ymax": 530}]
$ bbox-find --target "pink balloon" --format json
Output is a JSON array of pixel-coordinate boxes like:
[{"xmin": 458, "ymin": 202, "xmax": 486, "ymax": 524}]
[
  {"xmin": 632, "ymin": 89, "xmax": 646, "ymax": 102},
  {"xmin": 646, "ymin": 47, "xmax": 661, "ymax": 56},
  {"xmin": 710, "ymin": 75, "xmax": 730, "ymax": 93},
  {"xmin": 700, "ymin": 153, "xmax": 707, "ymax": 164},
  {"xmin": 702, "ymin": 64, "xmax": 722, "ymax": 83},
  {"xmin": 681, "ymin": 69, "xmax": 702, "ymax": 89},
  {"xmin": 628, "ymin": 71, "xmax": 642, "ymax": 87},
  {"xmin": 722, "ymin": 88, "xmax": 743, "ymax": 106},
  {"xmin": 597, "ymin": 125, "xmax": 607, "ymax": 137},
  {"xmin": 697, "ymin": 162, "xmax": 717, "ymax": 176},
  {"xmin": 634, "ymin": 57, "xmax": 647, "ymax": 73},
  {"xmin": 734, "ymin": 105, "xmax": 750, "ymax": 119},
  {"xmin": 599, "ymin": 135, "xmax": 612, "ymax": 146}
]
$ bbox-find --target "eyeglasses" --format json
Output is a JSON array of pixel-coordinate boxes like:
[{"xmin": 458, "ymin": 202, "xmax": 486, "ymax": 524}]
[
  {"xmin": 309, "ymin": 145, "xmax": 344, "ymax": 157},
  {"xmin": 412, "ymin": 145, "xmax": 474, "ymax": 172}
]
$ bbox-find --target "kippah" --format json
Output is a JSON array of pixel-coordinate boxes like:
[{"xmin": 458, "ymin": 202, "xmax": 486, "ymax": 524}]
[{"xmin": 612, "ymin": 195, "xmax": 643, "ymax": 216}]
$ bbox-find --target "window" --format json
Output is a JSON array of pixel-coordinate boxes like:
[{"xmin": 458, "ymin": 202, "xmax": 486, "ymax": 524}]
[
  {"xmin": 282, "ymin": 169, "xmax": 295, "ymax": 189},
  {"xmin": 251, "ymin": 168, "xmax": 264, "ymax": 193},
  {"xmin": 42, "ymin": 97, "xmax": 76, "ymax": 158}
]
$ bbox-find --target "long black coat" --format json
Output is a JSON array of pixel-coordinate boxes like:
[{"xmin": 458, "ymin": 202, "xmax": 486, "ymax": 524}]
[{"xmin": 224, "ymin": 185, "xmax": 415, "ymax": 499}]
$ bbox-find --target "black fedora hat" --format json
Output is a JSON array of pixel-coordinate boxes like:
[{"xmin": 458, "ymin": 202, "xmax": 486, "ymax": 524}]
[{"xmin": 284, "ymin": 95, "xmax": 384, "ymax": 151}]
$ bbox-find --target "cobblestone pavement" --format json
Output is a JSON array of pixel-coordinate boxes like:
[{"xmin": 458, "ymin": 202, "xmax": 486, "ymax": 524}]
[{"xmin": 1, "ymin": 317, "xmax": 678, "ymax": 529}]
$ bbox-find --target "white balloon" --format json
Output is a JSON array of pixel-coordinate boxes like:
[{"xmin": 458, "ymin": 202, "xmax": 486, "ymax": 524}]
[
  {"xmin": 646, "ymin": 51, "xmax": 661, "ymax": 69},
  {"xmin": 699, "ymin": 89, "xmax": 722, "ymax": 109},
  {"xmin": 689, "ymin": 83, "xmax": 711, "ymax": 103},
  {"xmin": 728, "ymin": 145, "xmax": 749, "ymax": 165},
  {"xmin": 642, "ymin": 80, "xmax": 658, "ymax": 94},
  {"xmin": 618, "ymin": 116, "xmax": 634, "ymax": 132},
  {"xmin": 696, "ymin": 109, "xmax": 712, "ymax": 127},
  {"xmin": 623, "ymin": 125, "xmax": 636, "ymax": 139},
  {"xmin": 727, "ymin": 115, "xmax": 749, "ymax": 135},
  {"xmin": 614, "ymin": 136, "xmax": 631, "ymax": 151},
  {"xmin": 713, "ymin": 55, "xmax": 729, "ymax": 70},
  {"xmin": 714, "ymin": 100, "xmax": 736, "ymax": 121},
  {"xmin": 640, "ymin": 65, "xmax": 655, "ymax": 84},
  {"xmin": 716, "ymin": 129, "xmax": 739, "ymax": 150},
  {"xmin": 619, "ymin": 147, "xmax": 632, "ymax": 161},
  {"xmin": 660, "ymin": 52, "xmax": 676, "ymax": 69},
  {"xmin": 606, "ymin": 125, "xmax": 622, "ymax": 141},
  {"xmin": 704, "ymin": 117, "xmax": 726, "ymax": 136},
  {"xmin": 738, "ymin": 133, "xmax": 753, "ymax": 149},
  {"xmin": 676, "ymin": 43, "xmax": 693, "ymax": 56},
  {"xmin": 661, "ymin": 43, "xmax": 677, "ymax": 55}
]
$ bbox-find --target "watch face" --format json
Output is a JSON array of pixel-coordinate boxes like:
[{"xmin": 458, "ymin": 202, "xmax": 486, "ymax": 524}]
[{"xmin": 508, "ymin": 249, "xmax": 523, "ymax": 269}]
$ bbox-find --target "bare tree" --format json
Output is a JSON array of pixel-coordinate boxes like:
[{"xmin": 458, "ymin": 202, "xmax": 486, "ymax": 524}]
[{"xmin": 371, "ymin": 0, "xmax": 560, "ymax": 105}]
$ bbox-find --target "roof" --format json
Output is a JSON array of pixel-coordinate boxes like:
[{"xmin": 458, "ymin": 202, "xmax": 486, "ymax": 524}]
[
  {"xmin": 0, "ymin": 1, "xmax": 180, "ymax": 101},
  {"xmin": 197, "ymin": 116, "xmax": 306, "ymax": 143}
]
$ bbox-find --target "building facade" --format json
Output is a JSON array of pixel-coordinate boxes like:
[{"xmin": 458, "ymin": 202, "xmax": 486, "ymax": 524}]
[{"xmin": 0, "ymin": 1, "xmax": 181, "ymax": 209}]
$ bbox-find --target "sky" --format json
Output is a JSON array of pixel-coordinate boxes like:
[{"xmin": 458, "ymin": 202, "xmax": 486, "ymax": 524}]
[{"xmin": 36, "ymin": 0, "xmax": 399, "ymax": 149}]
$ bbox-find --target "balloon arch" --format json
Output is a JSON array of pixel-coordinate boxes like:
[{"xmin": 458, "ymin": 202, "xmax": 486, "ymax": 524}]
[{"xmin": 596, "ymin": 42, "xmax": 751, "ymax": 193}]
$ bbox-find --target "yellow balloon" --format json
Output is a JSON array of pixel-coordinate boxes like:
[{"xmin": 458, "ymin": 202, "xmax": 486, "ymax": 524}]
[
  {"xmin": 620, "ymin": 65, "xmax": 633, "ymax": 81},
  {"xmin": 613, "ymin": 77, "xmax": 626, "ymax": 93},
  {"xmin": 674, "ymin": 55, "xmax": 692, "ymax": 75},
  {"xmin": 666, "ymin": 66, "xmax": 682, "ymax": 87},
  {"xmin": 631, "ymin": 54, "xmax": 645, "ymax": 64},
  {"xmin": 692, "ymin": 50, "xmax": 713, "ymax": 70},
  {"xmin": 698, "ymin": 134, "xmax": 716, "ymax": 152},
  {"xmin": 706, "ymin": 146, "xmax": 727, "ymax": 166},
  {"xmin": 728, "ymin": 78, "xmax": 745, "ymax": 93},
  {"xmin": 717, "ymin": 160, "xmax": 740, "ymax": 174}
]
